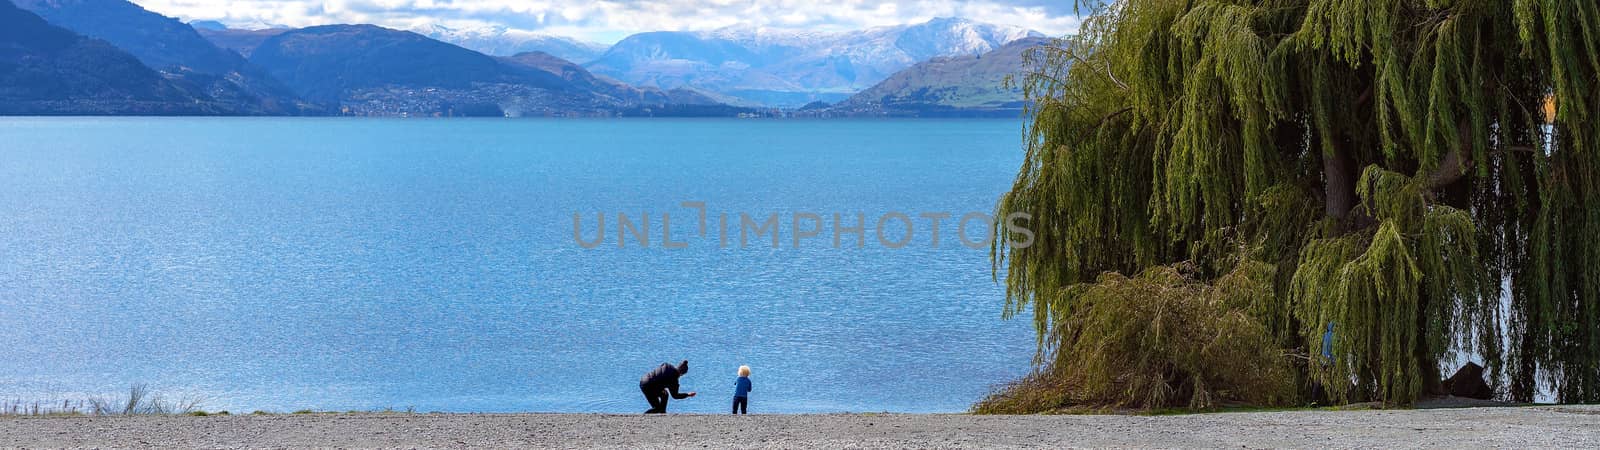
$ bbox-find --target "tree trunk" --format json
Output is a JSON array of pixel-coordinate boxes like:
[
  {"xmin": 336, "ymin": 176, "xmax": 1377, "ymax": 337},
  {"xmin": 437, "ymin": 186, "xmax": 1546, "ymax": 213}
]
[
  {"xmin": 1512, "ymin": 303, "xmax": 1540, "ymax": 403},
  {"xmin": 1324, "ymin": 145, "xmax": 1358, "ymax": 220},
  {"xmin": 1418, "ymin": 297, "xmax": 1446, "ymax": 397}
]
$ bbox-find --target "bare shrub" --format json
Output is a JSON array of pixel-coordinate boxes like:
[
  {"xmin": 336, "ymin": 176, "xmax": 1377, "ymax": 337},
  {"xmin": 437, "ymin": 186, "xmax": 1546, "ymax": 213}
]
[{"xmin": 74, "ymin": 384, "xmax": 206, "ymax": 416}]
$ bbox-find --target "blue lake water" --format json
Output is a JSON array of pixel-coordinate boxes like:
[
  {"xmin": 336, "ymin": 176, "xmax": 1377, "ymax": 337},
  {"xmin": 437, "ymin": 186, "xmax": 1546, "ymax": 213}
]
[{"xmin": 0, "ymin": 117, "xmax": 1034, "ymax": 414}]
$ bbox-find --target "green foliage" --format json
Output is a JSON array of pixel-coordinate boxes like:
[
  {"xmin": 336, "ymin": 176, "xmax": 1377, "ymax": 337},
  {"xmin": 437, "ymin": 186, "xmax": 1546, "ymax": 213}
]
[
  {"xmin": 978, "ymin": 264, "xmax": 1296, "ymax": 412},
  {"xmin": 972, "ymin": 370, "xmax": 1077, "ymax": 414},
  {"xmin": 1289, "ymin": 166, "xmax": 1498, "ymax": 405},
  {"xmin": 996, "ymin": 0, "xmax": 1600, "ymax": 407}
]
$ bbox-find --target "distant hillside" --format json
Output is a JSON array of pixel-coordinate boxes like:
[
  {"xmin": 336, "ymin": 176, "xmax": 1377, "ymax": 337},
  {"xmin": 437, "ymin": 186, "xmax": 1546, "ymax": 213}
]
[
  {"xmin": 498, "ymin": 51, "xmax": 721, "ymax": 106},
  {"xmin": 16, "ymin": 0, "xmax": 239, "ymax": 72},
  {"xmin": 498, "ymin": 51, "xmax": 642, "ymax": 99},
  {"xmin": 586, "ymin": 18, "xmax": 1040, "ymax": 107},
  {"xmin": 0, "ymin": 0, "xmax": 220, "ymax": 114},
  {"xmin": 248, "ymin": 25, "xmax": 742, "ymax": 117},
  {"xmin": 14, "ymin": 0, "xmax": 316, "ymax": 115},
  {"xmin": 420, "ymin": 25, "xmax": 606, "ymax": 62},
  {"xmin": 187, "ymin": 19, "xmax": 226, "ymax": 30},
  {"xmin": 196, "ymin": 27, "xmax": 290, "ymax": 57},
  {"xmin": 831, "ymin": 37, "xmax": 1051, "ymax": 117},
  {"xmin": 250, "ymin": 25, "xmax": 534, "ymax": 99}
]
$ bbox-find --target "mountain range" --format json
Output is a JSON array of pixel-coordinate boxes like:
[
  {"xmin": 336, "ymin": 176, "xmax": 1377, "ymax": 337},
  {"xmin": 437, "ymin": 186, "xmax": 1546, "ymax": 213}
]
[
  {"xmin": 244, "ymin": 16, "xmax": 1044, "ymax": 109},
  {"xmin": 585, "ymin": 18, "xmax": 1041, "ymax": 107},
  {"xmin": 419, "ymin": 25, "xmax": 607, "ymax": 63},
  {"xmin": 0, "ymin": 0, "xmax": 1051, "ymax": 116}
]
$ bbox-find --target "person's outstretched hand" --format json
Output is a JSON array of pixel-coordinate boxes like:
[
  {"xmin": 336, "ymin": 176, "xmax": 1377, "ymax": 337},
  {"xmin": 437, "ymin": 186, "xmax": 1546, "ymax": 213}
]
[{"xmin": 686, "ymin": 392, "xmax": 697, "ymax": 397}]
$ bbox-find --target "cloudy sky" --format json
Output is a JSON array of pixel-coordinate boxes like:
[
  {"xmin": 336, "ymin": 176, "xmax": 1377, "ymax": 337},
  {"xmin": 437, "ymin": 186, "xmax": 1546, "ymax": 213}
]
[{"xmin": 132, "ymin": 0, "xmax": 1085, "ymax": 43}]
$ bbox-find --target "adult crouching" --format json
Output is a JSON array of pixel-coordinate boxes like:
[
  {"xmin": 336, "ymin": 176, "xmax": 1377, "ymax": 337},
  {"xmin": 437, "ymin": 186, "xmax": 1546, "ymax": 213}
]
[{"xmin": 640, "ymin": 360, "xmax": 695, "ymax": 414}]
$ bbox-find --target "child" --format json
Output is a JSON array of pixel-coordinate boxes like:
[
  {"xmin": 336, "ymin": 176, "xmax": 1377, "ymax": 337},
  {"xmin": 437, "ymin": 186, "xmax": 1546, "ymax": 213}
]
[{"xmin": 732, "ymin": 365, "xmax": 752, "ymax": 414}]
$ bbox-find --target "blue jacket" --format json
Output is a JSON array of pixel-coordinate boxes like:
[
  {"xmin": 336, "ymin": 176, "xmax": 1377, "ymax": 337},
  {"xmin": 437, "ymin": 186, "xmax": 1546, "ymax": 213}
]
[{"xmin": 734, "ymin": 376, "xmax": 752, "ymax": 398}]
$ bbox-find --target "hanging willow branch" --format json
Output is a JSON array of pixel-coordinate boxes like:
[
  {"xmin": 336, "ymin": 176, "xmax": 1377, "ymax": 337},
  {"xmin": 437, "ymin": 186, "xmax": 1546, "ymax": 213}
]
[{"xmin": 995, "ymin": 0, "xmax": 1600, "ymax": 406}]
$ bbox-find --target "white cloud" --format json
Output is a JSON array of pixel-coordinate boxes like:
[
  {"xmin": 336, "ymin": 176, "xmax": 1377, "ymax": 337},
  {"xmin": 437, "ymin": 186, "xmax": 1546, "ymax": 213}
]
[{"xmin": 132, "ymin": 0, "xmax": 1081, "ymax": 43}]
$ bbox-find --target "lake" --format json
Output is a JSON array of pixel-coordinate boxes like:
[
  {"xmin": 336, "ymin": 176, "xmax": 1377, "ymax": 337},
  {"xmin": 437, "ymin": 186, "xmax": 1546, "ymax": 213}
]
[{"xmin": 0, "ymin": 117, "xmax": 1034, "ymax": 414}]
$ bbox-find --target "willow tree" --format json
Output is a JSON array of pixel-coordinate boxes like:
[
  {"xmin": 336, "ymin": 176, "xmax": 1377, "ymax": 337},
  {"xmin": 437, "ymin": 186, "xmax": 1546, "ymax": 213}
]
[{"xmin": 994, "ymin": 0, "xmax": 1600, "ymax": 406}]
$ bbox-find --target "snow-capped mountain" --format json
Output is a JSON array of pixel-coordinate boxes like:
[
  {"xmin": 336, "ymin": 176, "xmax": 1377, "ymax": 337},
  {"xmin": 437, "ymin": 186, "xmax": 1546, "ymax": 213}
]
[
  {"xmin": 419, "ymin": 24, "xmax": 607, "ymax": 63},
  {"xmin": 585, "ymin": 17, "xmax": 1041, "ymax": 107},
  {"xmin": 705, "ymin": 18, "xmax": 1035, "ymax": 64}
]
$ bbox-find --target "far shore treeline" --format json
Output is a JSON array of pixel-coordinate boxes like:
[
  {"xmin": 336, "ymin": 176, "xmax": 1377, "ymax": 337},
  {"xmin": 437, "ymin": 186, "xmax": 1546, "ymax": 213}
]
[{"xmin": 978, "ymin": 0, "xmax": 1599, "ymax": 413}]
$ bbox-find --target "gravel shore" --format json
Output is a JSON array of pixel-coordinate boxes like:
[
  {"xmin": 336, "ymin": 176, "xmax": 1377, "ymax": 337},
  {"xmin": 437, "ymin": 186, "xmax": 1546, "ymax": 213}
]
[{"xmin": 2, "ymin": 406, "xmax": 1596, "ymax": 449}]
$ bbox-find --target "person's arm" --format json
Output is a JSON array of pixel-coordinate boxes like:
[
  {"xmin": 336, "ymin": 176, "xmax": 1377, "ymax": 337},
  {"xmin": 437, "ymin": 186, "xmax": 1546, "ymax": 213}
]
[{"xmin": 668, "ymin": 381, "xmax": 692, "ymax": 399}]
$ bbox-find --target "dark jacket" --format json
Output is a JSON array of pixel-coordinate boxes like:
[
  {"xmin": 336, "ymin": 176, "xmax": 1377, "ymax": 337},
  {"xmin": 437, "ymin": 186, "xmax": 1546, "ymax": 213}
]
[{"xmin": 640, "ymin": 363, "xmax": 690, "ymax": 399}]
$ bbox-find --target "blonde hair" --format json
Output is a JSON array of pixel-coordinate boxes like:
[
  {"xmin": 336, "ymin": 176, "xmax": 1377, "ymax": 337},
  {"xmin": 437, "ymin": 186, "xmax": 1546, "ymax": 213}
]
[{"xmin": 738, "ymin": 365, "xmax": 751, "ymax": 377}]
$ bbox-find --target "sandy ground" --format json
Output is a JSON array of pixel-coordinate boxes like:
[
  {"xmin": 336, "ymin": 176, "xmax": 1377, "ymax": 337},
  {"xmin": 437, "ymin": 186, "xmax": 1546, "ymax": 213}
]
[{"xmin": 1, "ymin": 406, "xmax": 1597, "ymax": 449}]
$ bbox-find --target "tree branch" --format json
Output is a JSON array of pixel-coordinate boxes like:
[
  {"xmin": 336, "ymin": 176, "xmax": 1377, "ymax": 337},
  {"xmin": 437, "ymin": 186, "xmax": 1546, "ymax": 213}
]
[
  {"xmin": 1062, "ymin": 50, "xmax": 1129, "ymax": 91},
  {"xmin": 1093, "ymin": 107, "xmax": 1134, "ymax": 131},
  {"xmin": 1354, "ymin": 86, "xmax": 1374, "ymax": 108},
  {"xmin": 1426, "ymin": 120, "xmax": 1475, "ymax": 190}
]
